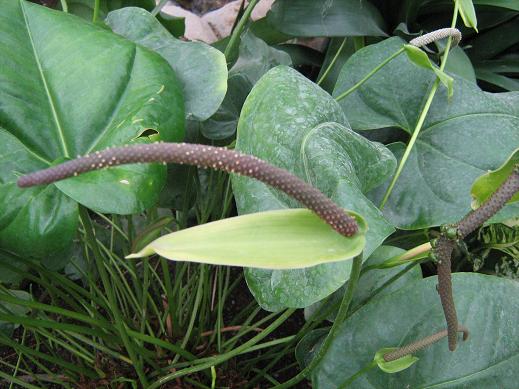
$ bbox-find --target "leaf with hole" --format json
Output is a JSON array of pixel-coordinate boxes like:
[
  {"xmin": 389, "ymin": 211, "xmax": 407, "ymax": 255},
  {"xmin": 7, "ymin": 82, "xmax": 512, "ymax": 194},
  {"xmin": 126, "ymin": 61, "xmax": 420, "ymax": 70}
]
[{"xmin": 0, "ymin": 1, "xmax": 184, "ymax": 261}]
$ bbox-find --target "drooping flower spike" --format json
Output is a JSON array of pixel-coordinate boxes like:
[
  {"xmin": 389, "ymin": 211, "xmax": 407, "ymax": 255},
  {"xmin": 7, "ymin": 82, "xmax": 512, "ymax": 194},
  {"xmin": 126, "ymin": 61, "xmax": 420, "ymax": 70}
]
[{"xmin": 18, "ymin": 142, "xmax": 359, "ymax": 237}]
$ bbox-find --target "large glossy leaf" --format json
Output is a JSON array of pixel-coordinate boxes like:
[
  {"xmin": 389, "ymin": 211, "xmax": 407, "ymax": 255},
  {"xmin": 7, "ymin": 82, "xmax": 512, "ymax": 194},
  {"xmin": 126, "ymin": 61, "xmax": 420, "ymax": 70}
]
[
  {"xmin": 0, "ymin": 1, "xmax": 184, "ymax": 260},
  {"xmin": 333, "ymin": 37, "xmax": 519, "ymax": 229},
  {"xmin": 233, "ymin": 66, "xmax": 395, "ymax": 310},
  {"xmin": 267, "ymin": 0, "xmax": 387, "ymax": 37},
  {"xmin": 310, "ymin": 273, "xmax": 519, "ymax": 388},
  {"xmin": 202, "ymin": 31, "xmax": 292, "ymax": 140},
  {"xmin": 128, "ymin": 209, "xmax": 367, "ymax": 269},
  {"xmin": 106, "ymin": 7, "xmax": 227, "ymax": 121},
  {"xmin": 444, "ymin": 46, "xmax": 477, "ymax": 84},
  {"xmin": 305, "ymin": 246, "xmax": 423, "ymax": 322}
]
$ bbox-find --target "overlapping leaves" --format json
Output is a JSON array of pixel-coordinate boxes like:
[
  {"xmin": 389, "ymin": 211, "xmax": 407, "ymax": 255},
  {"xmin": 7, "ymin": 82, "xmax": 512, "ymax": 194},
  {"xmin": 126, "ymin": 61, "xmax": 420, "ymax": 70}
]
[
  {"xmin": 0, "ymin": 1, "xmax": 184, "ymax": 262},
  {"xmin": 233, "ymin": 66, "xmax": 396, "ymax": 310},
  {"xmin": 334, "ymin": 37, "xmax": 519, "ymax": 229}
]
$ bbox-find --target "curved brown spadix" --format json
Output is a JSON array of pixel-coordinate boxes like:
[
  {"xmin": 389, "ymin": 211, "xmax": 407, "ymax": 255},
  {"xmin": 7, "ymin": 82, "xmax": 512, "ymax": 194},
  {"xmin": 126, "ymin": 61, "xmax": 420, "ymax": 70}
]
[
  {"xmin": 383, "ymin": 325, "xmax": 469, "ymax": 362},
  {"xmin": 410, "ymin": 28, "xmax": 462, "ymax": 48},
  {"xmin": 17, "ymin": 143, "xmax": 359, "ymax": 237}
]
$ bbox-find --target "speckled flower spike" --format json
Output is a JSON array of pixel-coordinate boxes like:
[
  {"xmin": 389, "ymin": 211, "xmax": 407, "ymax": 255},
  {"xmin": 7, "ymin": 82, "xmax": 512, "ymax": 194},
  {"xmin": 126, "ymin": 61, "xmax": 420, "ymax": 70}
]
[
  {"xmin": 433, "ymin": 236, "xmax": 458, "ymax": 351},
  {"xmin": 434, "ymin": 165, "xmax": 519, "ymax": 351},
  {"xmin": 383, "ymin": 325, "xmax": 469, "ymax": 362},
  {"xmin": 410, "ymin": 28, "xmax": 462, "ymax": 48},
  {"xmin": 17, "ymin": 143, "xmax": 359, "ymax": 237}
]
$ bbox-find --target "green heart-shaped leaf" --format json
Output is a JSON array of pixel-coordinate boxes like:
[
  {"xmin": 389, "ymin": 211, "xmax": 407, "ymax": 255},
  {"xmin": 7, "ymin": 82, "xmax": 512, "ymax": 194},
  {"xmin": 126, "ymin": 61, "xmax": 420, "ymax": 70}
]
[
  {"xmin": 128, "ymin": 209, "xmax": 367, "ymax": 269},
  {"xmin": 106, "ymin": 7, "xmax": 227, "ymax": 121},
  {"xmin": 232, "ymin": 66, "xmax": 395, "ymax": 310},
  {"xmin": 309, "ymin": 273, "xmax": 519, "ymax": 387},
  {"xmin": 334, "ymin": 37, "xmax": 519, "ymax": 229},
  {"xmin": 0, "ymin": 1, "xmax": 184, "ymax": 260}
]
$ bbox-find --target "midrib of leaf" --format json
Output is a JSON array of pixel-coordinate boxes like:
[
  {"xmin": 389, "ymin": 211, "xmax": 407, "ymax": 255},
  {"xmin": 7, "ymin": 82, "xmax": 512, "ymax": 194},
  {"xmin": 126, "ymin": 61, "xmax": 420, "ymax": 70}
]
[
  {"xmin": 85, "ymin": 46, "xmax": 137, "ymax": 154},
  {"xmin": 20, "ymin": 1, "xmax": 70, "ymax": 158},
  {"xmin": 421, "ymin": 112, "xmax": 518, "ymax": 134}
]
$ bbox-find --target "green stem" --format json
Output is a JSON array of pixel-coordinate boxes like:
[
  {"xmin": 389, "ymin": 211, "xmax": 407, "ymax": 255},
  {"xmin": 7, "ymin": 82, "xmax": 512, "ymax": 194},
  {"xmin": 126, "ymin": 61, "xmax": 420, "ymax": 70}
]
[
  {"xmin": 148, "ymin": 309, "xmax": 295, "ymax": 389},
  {"xmin": 318, "ymin": 38, "xmax": 347, "ymax": 86},
  {"xmin": 335, "ymin": 48, "xmax": 405, "ymax": 102},
  {"xmin": 379, "ymin": 5, "xmax": 459, "ymax": 209},
  {"xmin": 92, "ymin": 0, "xmax": 100, "ymax": 23},
  {"xmin": 224, "ymin": 0, "xmax": 260, "ymax": 60},
  {"xmin": 172, "ymin": 265, "xmax": 206, "ymax": 365},
  {"xmin": 60, "ymin": 0, "xmax": 68, "ymax": 12},
  {"xmin": 338, "ymin": 360, "xmax": 377, "ymax": 388},
  {"xmin": 151, "ymin": 0, "xmax": 168, "ymax": 17},
  {"xmin": 78, "ymin": 206, "xmax": 149, "ymax": 387},
  {"xmin": 353, "ymin": 36, "xmax": 365, "ymax": 51},
  {"xmin": 273, "ymin": 255, "xmax": 364, "ymax": 388}
]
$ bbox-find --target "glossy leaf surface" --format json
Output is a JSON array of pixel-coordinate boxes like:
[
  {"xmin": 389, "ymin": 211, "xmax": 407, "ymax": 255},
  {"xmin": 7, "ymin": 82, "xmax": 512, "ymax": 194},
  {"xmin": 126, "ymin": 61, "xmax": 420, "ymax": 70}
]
[
  {"xmin": 334, "ymin": 37, "xmax": 519, "ymax": 229},
  {"xmin": 106, "ymin": 7, "xmax": 227, "ymax": 121},
  {"xmin": 233, "ymin": 66, "xmax": 395, "ymax": 310},
  {"xmin": 310, "ymin": 274, "xmax": 519, "ymax": 388},
  {"xmin": 0, "ymin": 1, "xmax": 184, "ymax": 260}
]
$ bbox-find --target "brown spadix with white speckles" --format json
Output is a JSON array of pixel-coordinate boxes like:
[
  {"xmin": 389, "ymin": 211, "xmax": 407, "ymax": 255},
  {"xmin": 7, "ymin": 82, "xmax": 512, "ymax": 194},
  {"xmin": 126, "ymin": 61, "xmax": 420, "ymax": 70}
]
[{"xmin": 18, "ymin": 143, "xmax": 359, "ymax": 237}]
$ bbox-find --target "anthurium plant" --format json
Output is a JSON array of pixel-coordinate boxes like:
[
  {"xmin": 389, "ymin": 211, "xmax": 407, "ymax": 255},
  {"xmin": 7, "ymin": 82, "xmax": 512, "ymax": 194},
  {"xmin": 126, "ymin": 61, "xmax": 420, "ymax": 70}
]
[{"xmin": 0, "ymin": 0, "xmax": 518, "ymax": 387}]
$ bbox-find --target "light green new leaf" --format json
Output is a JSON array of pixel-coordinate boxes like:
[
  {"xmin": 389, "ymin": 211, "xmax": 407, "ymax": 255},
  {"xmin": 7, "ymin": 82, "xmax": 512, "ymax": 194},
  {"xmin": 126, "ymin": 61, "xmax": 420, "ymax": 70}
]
[
  {"xmin": 233, "ymin": 66, "xmax": 395, "ymax": 310},
  {"xmin": 128, "ymin": 209, "xmax": 367, "ymax": 269},
  {"xmin": 0, "ymin": 1, "xmax": 184, "ymax": 261},
  {"xmin": 374, "ymin": 348, "xmax": 418, "ymax": 374},
  {"xmin": 471, "ymin": 148, "xmax": 519, "ymax": 208},
  {"xmin": 106, "ymin": 7, "xmax": 227, "ymax": 121},
  {"xmin": 404, "ymin": 44, "xmax": 453, "ymax": 97},
  {"xmin": 458, "ymin": 0, "xmax": 478, "ymax": 31},
  {"xmin": 311, "ymin": 273, "xmax": 519, "ymax": 388}
]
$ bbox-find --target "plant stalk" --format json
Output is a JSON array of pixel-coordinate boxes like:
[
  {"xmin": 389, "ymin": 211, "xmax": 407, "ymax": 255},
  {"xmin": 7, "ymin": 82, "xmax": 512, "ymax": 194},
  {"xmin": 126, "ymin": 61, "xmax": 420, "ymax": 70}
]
[
  {"xmin": 273, "ymin": 254, "xmax": 363, "ymax": 388},
  {"xmin": 224, "ymin": 0, "xmax": 260, "ymax": 60}
]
